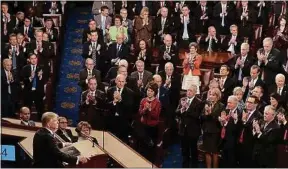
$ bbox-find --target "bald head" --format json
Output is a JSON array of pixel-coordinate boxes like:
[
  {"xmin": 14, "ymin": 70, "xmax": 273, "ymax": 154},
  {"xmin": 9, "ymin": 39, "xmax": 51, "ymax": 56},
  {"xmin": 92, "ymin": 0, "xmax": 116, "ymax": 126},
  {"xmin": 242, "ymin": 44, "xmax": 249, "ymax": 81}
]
[
  {"xmin": 153, "ymin": 74, "xmax": 162, "ymax": 88},
  {"xmin": 116, "ymin": 74, "xmax": 126, "ymax": 88},
  {"xmin": 164, "ymin": 34, "xmax": 172, "ymax": 46}
]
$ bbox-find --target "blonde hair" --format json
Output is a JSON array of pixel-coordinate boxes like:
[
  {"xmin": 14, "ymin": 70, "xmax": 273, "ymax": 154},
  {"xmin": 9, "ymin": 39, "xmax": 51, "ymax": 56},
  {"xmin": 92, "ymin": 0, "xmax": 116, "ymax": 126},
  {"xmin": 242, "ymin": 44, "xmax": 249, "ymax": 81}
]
[
  {"xmin": 140, "ymin": 7, "xmax": 149, "ymax": 18},
  {"xmin": 233, "ymin": 87, "xmax": 243, "ymax": 95},
  {"xmin": 76, "ymin": 121, "xmax": 92, "ymax": 135},
  {"xmin": 209, "ymin": 88, "xmax": 222, "ymax": 101},
  {"xmin": 41, "ymin": 112, "xmax": 58, "ymax": 127}
]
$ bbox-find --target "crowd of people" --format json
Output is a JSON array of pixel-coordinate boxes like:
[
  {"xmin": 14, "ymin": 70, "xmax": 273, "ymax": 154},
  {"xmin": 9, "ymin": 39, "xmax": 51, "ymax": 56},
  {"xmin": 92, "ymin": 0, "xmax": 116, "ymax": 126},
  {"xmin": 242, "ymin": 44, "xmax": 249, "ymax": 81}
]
[{"xmin": 1, "ymin": 0, "xmax": 288, "ymax": 168}]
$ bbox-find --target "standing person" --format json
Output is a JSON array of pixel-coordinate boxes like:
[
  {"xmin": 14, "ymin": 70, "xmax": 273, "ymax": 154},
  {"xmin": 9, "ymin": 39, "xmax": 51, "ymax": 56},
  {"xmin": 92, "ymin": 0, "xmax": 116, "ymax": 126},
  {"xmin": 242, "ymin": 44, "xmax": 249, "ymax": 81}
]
[
  {"xmin": 201, "ymin": 88, "xmax": 224, "ymax": 168},
  {"xmin": 176, "ymin": 84, "xmax": 202, "ymax": 168},
  {"xmin": 33, "ymin": 112, "xmax": 89, "ymax": 167},
  {"xmin": 182, "ymin": 42, "xmax": 202, "ymax": 94}
]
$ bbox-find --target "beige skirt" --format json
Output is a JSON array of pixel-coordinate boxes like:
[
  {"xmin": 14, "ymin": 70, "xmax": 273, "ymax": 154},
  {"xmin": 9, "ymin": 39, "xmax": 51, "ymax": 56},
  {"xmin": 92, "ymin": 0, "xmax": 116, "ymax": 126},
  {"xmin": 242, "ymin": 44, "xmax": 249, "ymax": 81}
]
[{"xmin": 182, "ymin": 71, "xmax": 201, "ymax": 94}]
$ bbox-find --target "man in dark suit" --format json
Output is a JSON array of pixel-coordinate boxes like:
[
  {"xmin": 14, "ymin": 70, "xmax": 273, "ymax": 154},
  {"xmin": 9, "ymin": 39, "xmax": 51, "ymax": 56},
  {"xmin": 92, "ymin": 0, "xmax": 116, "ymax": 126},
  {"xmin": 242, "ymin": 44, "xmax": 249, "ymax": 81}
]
[
  {"xmin": 153, "ymin": 7, "xmax": 174, "ymax": 46},
  {"xmin": 27, "ymin": 29, "xmax": 54, "ymax": 72},
  {"xmin": 16, "ymin": 17, "xmax": 34, "ymax": 43},
  {"xmin": 134, "ymin": 1, "xmax": 153, "ymax": 16},
  {"xmin": 257, "ymin": 38, "xmax": 282, "ymax": 86},
  {"xmin": 175, "ymin": 84, "xmax": 202, "ymax": 168},
  {"xmin": 159, "ymin": 62, "xmax": 181, "ymax": 111},
  {"xmin": 252, "ymin": 105, "xmax": 280, "ymax": 167},
  {"xmin": 194, "ymin": 0, "xmax": 213, "ymax": 34},
  {"xmin": 41, "ymin": 18, "xmax": 59, "ymax": 42},
  {"xmin": 1, "ymin": 33, "xmax": 26, "ymax": 76},
  {"xmin": 82, "ymin": 30, "xmax": 106, "ymax": 71},
  {"xmin": 218, "ymin": 65, "xmax": 235, "ymax": 104},
  {"xmin": 104, "ymin": 59, "xmax": 128, "ymax": 82},
  {"xmin": 107, "ymin": 74, "xmax": 134, "ymax": 143},
  {"xmin": 33, "ymin": 112, "xmax": 88, "ymax": 167},
  {"xmin": 173, "ymin": 5, "xmax": 196, "ymax": 49},
  {"xmin": 222, "ymin": 25, "xmax": 243, "ymax": 54},
  {"xmin": 277, "ymin": 110, "xmax": 288, "ymax": 167},
  {"xmin": 251, "ymin": 86, "xmax": 268, "ymax": 113},
  {"xmin": 80, "ymin": 77, "xmax": 107, "ymax": 130},
  {"xmin": 213, "ymin": 1, "xmax": 235, "ymax": 35},
  {"xmin": 232, "ymin": 43, "xmax": 254, "ymax": 85},
  {"xmin": 19, "ymin": 107, "xmax": 36, "ymax": 127},
  {"xmin": 1, "ymin": 59, "xmax": 20, "ymax": 118},
  {"xmin": 43, "ymin": 1, "xmax": 62, "ymax": 14},
  {"xmin": 107, "ymin": 33, "xmax": 130, "ymax": 66},
  {"xmin": 130, "ymin": 60, "xmax": 153, "ymax": 90},
  {"xmin": 158, "ymin": 34, "xmax": 179, "ymax": 71},
  {"xmin": 22, "ymin": 54, "xmax": 48, "ymax": 120},
  {"xmin": 153, "ymin": 74, "xmax": 170, "ymax": 118},
  {"xmin": 200, "ymin": 26, "xmax": 221, "ymax": 52},
  {"xmin": 82, "ymin": 20, "xmax": 104, "ymax": 44},
  {"xmin": 173, "ymin": 1, "xmax": 194, "ymax": 17},
  {"xmin": 242, "ymin": 65, "xmax": 265, "ymax": 101},
  {"xmin": 56, "ymin": 117, "xmax": 77, "ymax": 143},
  {"xmin": 236, "ymin": 1, "xmax": 256, "ymax": 38},
  {"xmin": 237, "ymin": 95, "xmax": 263, "ymax": 167},
  {"xmin": 78, "ymin": 58, "xmax": 102, "ymax": 91},
  {"xmin": 1, "ymin": 2, "xmax": 16, "ymax": 43},
  {"xmin": 152, "ymin": 1, "xmax": 174, "ymax": 17},
  {"xmin": 219, "ymin": 96, "xmax": 242, "ymax": 168}
]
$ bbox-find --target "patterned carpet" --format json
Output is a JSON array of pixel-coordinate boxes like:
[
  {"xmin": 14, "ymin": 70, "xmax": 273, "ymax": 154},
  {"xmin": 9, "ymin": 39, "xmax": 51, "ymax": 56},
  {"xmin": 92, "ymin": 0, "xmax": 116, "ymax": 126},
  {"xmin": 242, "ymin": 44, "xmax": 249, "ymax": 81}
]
[{"xmin": 54, "ymin": 7, "xmax": 93, "ymax": 126}]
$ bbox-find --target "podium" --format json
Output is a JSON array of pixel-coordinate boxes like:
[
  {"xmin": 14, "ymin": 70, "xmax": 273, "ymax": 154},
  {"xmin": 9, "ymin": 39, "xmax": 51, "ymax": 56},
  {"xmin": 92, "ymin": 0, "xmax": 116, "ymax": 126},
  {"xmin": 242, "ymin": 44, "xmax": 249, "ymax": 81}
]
[{"xmin": 65, "ymin": 140, "xmax": 108, "ymax": 168}]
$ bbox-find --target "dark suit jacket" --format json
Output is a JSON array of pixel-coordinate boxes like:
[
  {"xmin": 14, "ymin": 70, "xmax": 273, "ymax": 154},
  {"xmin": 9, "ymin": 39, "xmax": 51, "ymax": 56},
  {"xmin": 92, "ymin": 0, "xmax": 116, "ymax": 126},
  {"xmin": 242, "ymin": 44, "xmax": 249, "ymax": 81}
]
[
  {"xmin": 41, "ymin": 27, "xmax": 59, "ymax": 42},
  {"xmin": 80, "ymin": 90, "xmax": 107, "ymax": 130},
  {"xmin": 213, "ymin": 2, "xmax": 235, "ymax": 29},
  {"xmin": 1, "ymin": 69, "xmax": 20, "ymax": 101},
  {"xmin": 43, "ymin": 1, "xmax": 62, "ymax": 14},
  {"xmin": 253, "ymin": 120, "xmax": 280, "ymax": 167},
  {"xmin": 173, "ymin": 14, "xmax": 196, "ymax": 43},
  {"xmin": 158, "ymin": 44, "xmax": 179, "ymax": 71},
  {"xmin": 107, "ymin": 86, "xmax": 134, "ymax": 120},
  {"xmin": 1, "ymin": 45, "xmax": 26, "ymax": 74},
  {"xmin": 236, "ymin": 6, "xmax": 256, "ymax": 37},
  {"xmin": 82, "ymin": 28, "xmax": 104, "ymax": 44},
  {"xmin": 153, "ymin": 16, "xmax": 174, "ymax": 44},
  {"xmin": 220, "ymin": 77, "xmax": 235, "ymax": 104},
  {"xmin": 21, "ymin": 64, "xmax": 48, "ymax": 95},
  {"xmin": 130, "ymin": 70, "xmax": 153, "ymax": 87},
  {"xmin": 268, "ymin": 84, "xmax": 288, "ymax": 106},
  {"xmin": 243, "ymin": 77, "xmax": 265, "ymax": 101},
  {"xmin": 231, "ymin": 54, "xmax": 255, "ymax": 81},
  {"xmin": 104, "ymin": 66, "xmax": 118, "ymax": 82},
  {"xmin": 33, "ymin": 128, "xmax": 77, "ymax": 167},
  {"xmin": 257, "ymin": 48, "xmax": 281, "ymax": 85},
  {"xmin": 200, "ymin": 35, "xmax": 221, "ymax": 52},
  {"xmin": 107, "ymin": 43, "xmax": 130, "ymax": 62},
  {"xmin": 20, "ymin": 120, "xmax": 36, "ymax": 127},
  {"xmin": 194, "ymin": 4, "xmax": 213, "ymax": 34},
  {"xmin": 27, "ymin": 40, "xmax": 54, "ymax": 66},
  {"xmin": 78, "ymin": 68, "xmax": 103, "ymax": 91},
  {"xmin": 134, "ymin": 49, "xmax": 153, "ymax": 70},
  {"xmin": 134, "ymin": 1, "xmax": 153, "ymax": 16},
  {"xmin": 176, "ymin": 96, "xmax": 202, "ymax": 139},
  {"xmin": 1, "ymin": 15, "xmax": 16, "ymax": 42},
  {"xmin": 222, "ymin": 34, "xmax": 243, "ymax": 54},
  {"xmin": 56, "ymin": 129, "xmax": 78, "ymax": 143},
  {"xmin": 17, "ymin": 25, "xmax": 34, "ymax": 40}
]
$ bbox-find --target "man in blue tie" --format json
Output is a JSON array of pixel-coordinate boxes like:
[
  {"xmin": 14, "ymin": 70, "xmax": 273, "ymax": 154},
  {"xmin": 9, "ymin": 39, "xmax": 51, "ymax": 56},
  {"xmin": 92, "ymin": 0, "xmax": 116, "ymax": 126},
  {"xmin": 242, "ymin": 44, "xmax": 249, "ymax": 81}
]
[{"xmin": 22, "ymin": 53, "xmax": 48, "ymax": 120}]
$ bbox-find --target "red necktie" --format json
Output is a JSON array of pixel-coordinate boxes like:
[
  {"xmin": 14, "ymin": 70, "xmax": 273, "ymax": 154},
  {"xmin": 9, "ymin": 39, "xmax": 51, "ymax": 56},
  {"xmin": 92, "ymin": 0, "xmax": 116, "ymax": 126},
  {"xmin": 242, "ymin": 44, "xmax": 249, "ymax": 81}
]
[
  {"xmin": 284, "ymin": 129, "xmax": 288, "ymax": 141},
  {"xmin": 221, "ymin": 127, "xmax": 226, "ymax": 139},
  {"xmin": 239, "ymin": 128, "xmax": 244, "ymax": 143}
]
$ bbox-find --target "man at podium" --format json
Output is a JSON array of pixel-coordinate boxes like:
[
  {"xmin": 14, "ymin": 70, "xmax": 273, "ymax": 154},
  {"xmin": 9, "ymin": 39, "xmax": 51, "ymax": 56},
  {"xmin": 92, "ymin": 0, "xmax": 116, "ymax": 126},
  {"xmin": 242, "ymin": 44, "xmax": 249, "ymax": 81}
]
[{"xmin": 33, "ymin": 112, "xmax": 89, "ymax": 167}]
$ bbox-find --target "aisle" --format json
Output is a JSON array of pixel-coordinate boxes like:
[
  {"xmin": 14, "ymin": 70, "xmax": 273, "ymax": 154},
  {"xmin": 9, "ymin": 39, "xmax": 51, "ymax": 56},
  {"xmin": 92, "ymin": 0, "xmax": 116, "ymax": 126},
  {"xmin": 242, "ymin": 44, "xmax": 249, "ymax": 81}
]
[{"xmin": 54, "ymin": 7, "xmax": 92, "ymax": 125}]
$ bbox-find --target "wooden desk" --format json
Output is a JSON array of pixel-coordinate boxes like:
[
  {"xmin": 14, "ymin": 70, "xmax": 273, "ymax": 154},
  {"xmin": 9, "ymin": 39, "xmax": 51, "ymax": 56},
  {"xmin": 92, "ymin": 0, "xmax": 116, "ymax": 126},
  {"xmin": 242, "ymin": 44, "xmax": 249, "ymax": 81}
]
[{"xmin": 2, "ymin": 118, "xmax": 155, "ymax": 168}]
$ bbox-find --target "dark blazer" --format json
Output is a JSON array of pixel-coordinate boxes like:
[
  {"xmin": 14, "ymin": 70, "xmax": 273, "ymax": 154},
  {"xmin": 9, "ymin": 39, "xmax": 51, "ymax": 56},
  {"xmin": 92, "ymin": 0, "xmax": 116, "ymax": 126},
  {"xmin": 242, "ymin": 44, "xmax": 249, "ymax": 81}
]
[
  {"xmin": 200, "ymin": 35, "xmax": 221, "ymax": 52},
  {"xmin": 176, "ymin": 96, "xmax": 202, "ymax": 139},
  {"xmin": 232, "ymin": 54, "xmax": 255, "ymax": 81},
  {"xmin": 130, "ymin": 70, "xmax": 153, "ymax": 87},
  {"xmin": 20, "ymin": 120, "xmax": 36, "ymax": 127},
  {"xmin": 56, "ymin": 129, "xmax": 78, "ymax": 143},
  {"xmin": 134, "ymin": 1, "xmax": 153, "ymax": 16},
  {"xmin": 43, "ymin": 1, "xmax": 62, "ymax": 14},
  {"xmin": 107, "ymin": 43, "xmax": 130, "ymax": 62},
  {"xmin": 236, "ymin": 6, "xmax": 256, "ymax": 38},
  {"xmin": 158, "ymin": 44, "xmax": 179, "ymax": 71},
  {"xmin": 82, "ymin": 28, "xmax": 104, "ymax": 44},
  {"xmin": 78, "ymin": 68, "xmax": 103, "ymax": 91},
  {"xmin": 21, "ymin": 64, "xmax": 48, "ymax": 95},
  {"xmin": 257, "ymin": 48, "xmax": 281, "ymax": 86},
  {"xmin": 41, "ymin": 27, "xmax": 59, "ymax": 42},
  {"xmin": 253, "ymin": 120, "xmax": 280, "ymax": 167},
  {"xmin": 194, "ymin": 4, "xmax": 213, "ymax": 34},
  {"xmin": 152, "ymin": 1, "xmax": 174, "ymax": 17},
  {"xmin": 153, "ymin": 16, "xmax": 174, "ymax": 45},
  {"xmin": 173, "ymin": 14, "xmax": 196, "ymax": 43},
  {"xmin": 80, "ymin": 89, "xmax": 107, "ymax": 130},
  {"xmin": 243, "ymin": 77, "xmax": 265, "ymax": 101},
  {"xmin": 213, "ymin": 2, "xmax": 235, "ymax": 31},
  {"xmin": 202, "ymin": 101, "xmax": 225, "ymax": 133},
  {"xmin": 33, "ymin": 128, "xmax": 77, "ymax": 167},
  {"xmin": 134, "ymin": 49, "xmax": 153, "ymax": 70},
  {"xmin": 1, "ymin": 45, "xmax": 26, "ymax": 74},
  {"xmin": 1, "ymin": 14, "xmax": 16, "ymax": 42},
  {"xmin": 220, "ymin": 77, "xmax": 235, "ymax": 104},
  {"xmin": 1, "ymin": 69, "xmax": 20, "ymax": 101},
  {"xmin": 268, "ymin": 84, "xmax": 288, "ymax": 106},
  {"xmin": 27, "ymin": 40, "xmax": 54, "ymax": 67},
  {"xmin": 104, "ymin": 66, "xmax": 118, "ymax": 82},
  {"xmin": 222, "ymin": 34, "xmax": 243, "ymax": 54},
  {"xmin": 17, "ymin": 25, "xmax": 34, "ymax": 41}
]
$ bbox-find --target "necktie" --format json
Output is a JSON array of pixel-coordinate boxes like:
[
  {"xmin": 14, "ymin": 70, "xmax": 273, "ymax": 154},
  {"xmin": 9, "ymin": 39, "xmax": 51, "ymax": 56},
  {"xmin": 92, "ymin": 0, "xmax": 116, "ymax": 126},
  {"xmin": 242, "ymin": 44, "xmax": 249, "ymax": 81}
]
[
  {"xmin": 182, "ymin": 16, "xmax": 189, "ymax": 39},
  {"xmin": 3, "ymin": 15, "xmax": 7, "ymax": 35},
  {"xmin": 202, "ymin": 6, "xmax": 205, "ymax": 15},
  {"xmin": 117, "ymin": 45, "xmax": 121, "ymax": 56},
  {"xmin": 238, "ymin": 57, "xmax": 243, "ymax": 81},
  {"xmin": 208, "ymin": 38, "xmax": 212, "ymax": 52},
  {"xmin": 26, "ymin": 27, "xmax": 29, "ymax": 35},
  {"xmin": 161, "ymin": 18, "xmax": 165, "ymax": 32},
  {"xmin": 117, "ymin": 88, "xmax": 121, "ymax": 94},
  {"xmin": 12, "ymin": 47, "xmax": 17, "ymax": 69},
  {"xmin": 88, "ymin": 70, "xmax": 92, "ymax": 77},
  {"xmin": 221, "ymin": 126, "xmax": 226, "ymax": 139},
  {"xmin": 7, "ymin": 71, "xmax": 11, "ymax": 94},
  {"xmin": 239, "ymin": 128, "xmax": 244, "ymax": 143},
  {"xmin": 102, "ymin": 17, "xmax": 106, "ymax": 35},
  {"xmin": 278, "ymin": 87, "xmax": 281, "ymax": 95},
  {"xmin": 284, "ymin": 129, "xmax": 288, "ymax": 141},
  {"xmin": 166, "ymin": 47, "xmax": 170, "ymax": 53},
  {"xmin": 32, "ymin": 66, "xmax": 37, "ymax": 89},
  {"xmin": 92, "ymin": 43, "xmax": 97, "ymax": 65},
  {"xmin": 63, "ymin": 131, "xmax": 72, "ymax": 142},
  {"xmin": 139, "ymin": 73, "xmax": 143, "ymax": 80}
]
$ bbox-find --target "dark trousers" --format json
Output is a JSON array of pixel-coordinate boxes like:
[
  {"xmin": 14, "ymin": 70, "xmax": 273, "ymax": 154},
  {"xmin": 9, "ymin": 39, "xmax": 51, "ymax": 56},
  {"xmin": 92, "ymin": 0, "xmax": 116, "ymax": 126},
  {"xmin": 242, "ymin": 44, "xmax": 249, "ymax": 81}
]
[
  {"xmin": 178, "ymin": 39, "xmax": 190, "ymax": 50},
  {"xmin": 237, "ymin": 144, "xmax": 255, "ymax": 168},
  {"xmin": 1, "ymin": 94, "xmax": 17, "ymax": 118},
  {"xmin": 221, "ymin": 147, "xmax": 236, "ymax": 168},
  {"xmin": 181, "ymin": 135, "xmax": 198, "ymax": 168},
  {"xmin": 108, "ymin": 116, "xmax": 130, "ymax": 143},
  {"xmin": 23, "ymin": 90, "xmax": 44, "ymax": 120}
]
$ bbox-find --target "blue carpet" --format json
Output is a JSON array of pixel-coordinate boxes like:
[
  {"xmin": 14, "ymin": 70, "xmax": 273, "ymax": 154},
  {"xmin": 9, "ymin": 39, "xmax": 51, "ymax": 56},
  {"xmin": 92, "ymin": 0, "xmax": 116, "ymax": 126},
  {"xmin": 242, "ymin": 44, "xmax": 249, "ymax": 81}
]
[
  {"xmin": 54, "ymin": 7, "xmax": 93, "ymax": 126},
  {"xmin": 162, "ymin": 144, "xmax": 182, "ymax": 168}
]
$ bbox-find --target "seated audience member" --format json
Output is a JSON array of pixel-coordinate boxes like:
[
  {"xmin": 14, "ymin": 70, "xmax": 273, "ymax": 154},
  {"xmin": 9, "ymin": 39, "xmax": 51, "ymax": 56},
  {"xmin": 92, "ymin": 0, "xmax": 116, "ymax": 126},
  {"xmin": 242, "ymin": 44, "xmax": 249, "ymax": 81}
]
[
  {"xmin": 108, "ymin": 14, "xmax": 128, "ymax": 43},
  {"xmin": 56, "ymin": 116, "xmax": 78, "ymax": 143},
  {"xmin": 182, "ymin": 42, "xmax": 202, "ymax": 93},
  {"xmin": 78, "ymin": 58, "xmax": 102, "ymax": 91},
  {"xmin": 76, "ymin": 121, "xmax": 98, "ymax": 144},
  {"xmin": 19, "ymin": 107, "xmax": 35, "ymax": 127}
]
